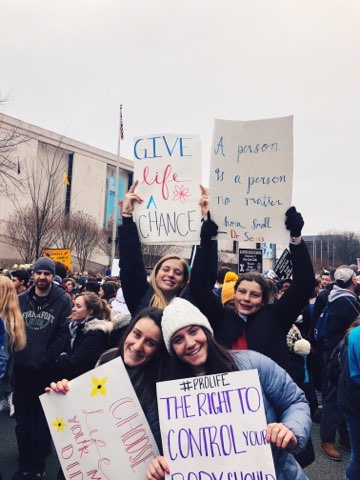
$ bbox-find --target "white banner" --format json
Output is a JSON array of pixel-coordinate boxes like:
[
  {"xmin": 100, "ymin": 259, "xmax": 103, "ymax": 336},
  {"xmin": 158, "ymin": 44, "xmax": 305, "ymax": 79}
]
[
  {"xmin": 40, "ymin": 357, "xmax": 159, "ymax": 480},
  {"xmin": 210, "ymin": 116, "xmax": 293, "ymax": 249},
  {"xmin": 133, "ymin": 133, "xmax": 202, "ymax": 244},
  {"xmin": 157, "ymin": 369, "xmax": 276, "ymax": 480}
]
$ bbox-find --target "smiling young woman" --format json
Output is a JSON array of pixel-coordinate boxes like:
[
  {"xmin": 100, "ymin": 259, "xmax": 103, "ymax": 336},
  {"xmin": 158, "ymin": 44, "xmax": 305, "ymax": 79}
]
[{"xmin": 147, "ymin": 298, "xmax": 311, "ymax": 480}]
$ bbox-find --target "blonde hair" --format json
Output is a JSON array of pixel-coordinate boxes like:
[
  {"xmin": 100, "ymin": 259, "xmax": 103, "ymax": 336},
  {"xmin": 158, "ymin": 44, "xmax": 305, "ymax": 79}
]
[
  {"xmin": 0, "ymin": 276, "xmax": 26, "ymax": 351},
  {"xmin": 149, "ymin": 254, "xmax": 189, "ymax": 309}
]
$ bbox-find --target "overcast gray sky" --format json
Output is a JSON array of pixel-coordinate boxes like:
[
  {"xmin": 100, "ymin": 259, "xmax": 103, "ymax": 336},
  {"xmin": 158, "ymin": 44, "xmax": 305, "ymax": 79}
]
[{"xmin": 1, "ymin": 0, "xmax": 359, "ymax": 235}]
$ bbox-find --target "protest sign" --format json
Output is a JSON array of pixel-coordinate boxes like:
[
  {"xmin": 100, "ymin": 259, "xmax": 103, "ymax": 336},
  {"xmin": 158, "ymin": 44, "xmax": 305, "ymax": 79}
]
[
  {"xmin": 238, "ymin": 248, "xmax": 263, "ymax": 274},
  {"xmin": 133, "ymin": 134, "xmax": 202, "ymax": 244},
  {"xmin": 210, "ymin": 116, "xmax": 293, "ymax": 249},
  {"xmin": 157, "ymin": 369, "xmax": 276, "ymax": 480},
  {"xmin": 43, "ymin": 248, "xmax": 71, "ymax": 271},
  {"xmin": 40, "ymin": 357, "xmax": 159, "ymax": 480},
  {"xmin": 273, "ymin": 248, "xmax": 293, "ymax": 280}
]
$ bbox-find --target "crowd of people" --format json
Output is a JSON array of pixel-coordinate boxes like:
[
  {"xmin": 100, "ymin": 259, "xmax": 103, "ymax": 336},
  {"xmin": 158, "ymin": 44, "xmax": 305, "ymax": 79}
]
[{"xmin": 0, "ymin": 184, "xmax": 359, "ymax": 480}]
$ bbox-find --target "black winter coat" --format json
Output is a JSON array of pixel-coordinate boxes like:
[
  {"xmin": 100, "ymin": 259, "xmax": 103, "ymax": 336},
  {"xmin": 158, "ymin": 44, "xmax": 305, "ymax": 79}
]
[{"xmin": 190, "ymin": 224, "xmax": 315, "ymax": 378}]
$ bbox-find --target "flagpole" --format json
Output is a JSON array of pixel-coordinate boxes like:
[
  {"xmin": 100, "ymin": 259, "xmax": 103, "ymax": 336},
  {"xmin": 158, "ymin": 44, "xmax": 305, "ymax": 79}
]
[{"xmin": 110, "ymin": 105, "xmax": 123, "ymax": 269}]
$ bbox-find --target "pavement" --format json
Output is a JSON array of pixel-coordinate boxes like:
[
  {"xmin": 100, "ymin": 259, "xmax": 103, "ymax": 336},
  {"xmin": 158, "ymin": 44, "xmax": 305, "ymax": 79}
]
[{"xmin": 0, "ymin": 410, "xmax": 350, "ymax": 479}]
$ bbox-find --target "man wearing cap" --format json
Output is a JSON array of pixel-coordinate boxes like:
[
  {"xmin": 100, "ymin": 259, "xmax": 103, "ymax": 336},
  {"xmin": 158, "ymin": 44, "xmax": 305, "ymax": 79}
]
[
  {"xmin": 12, "ymin": 257, "xmax": 72, "ymax": 480},
  {"xmin": 320, "ymin": 266, "xmax": 360, "ymax": 461}
]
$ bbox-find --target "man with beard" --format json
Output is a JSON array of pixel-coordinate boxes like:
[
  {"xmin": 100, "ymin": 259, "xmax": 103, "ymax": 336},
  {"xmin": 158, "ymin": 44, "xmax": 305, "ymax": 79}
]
[{"xmin": 12, "ymin": 257, "xmax": 72, "ymax": 480}]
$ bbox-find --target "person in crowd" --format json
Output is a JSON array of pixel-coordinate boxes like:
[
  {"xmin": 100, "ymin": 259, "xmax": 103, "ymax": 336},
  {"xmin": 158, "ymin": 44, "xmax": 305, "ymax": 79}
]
[
  {"xmin": 82, "ymin": 280, "xmax": 100, "ymax": 295},
  {"xmin": 117, "ymin": 180, "xmax": 195, "ymax": 315},
  {"xmin": 338, "ymin": 317, "xmax": 360, "ymax": 480},
  {"xmin": 52, "ymin": 292, "xmax": 114, "ymax": 380},
  {"xmin": 190, "ymin": 201, "xmax": 315, "ymax": 379},
  {"xmin": 220, "ymin": 270, "xmax": 238, "ymax": 308},
  {"xmin": 11, "ymin": 270, "xmax": 30, "ymax": 295},
  {"xmin": 213, "ymin": 266, "xmax": 232, "ymax": 301},
  {"xmin": 0, "ymin": 277, "xmax": 27, "ymax": 418},
  {"xmin": 99, "ymin": 280, "xmax": 118, "ymax": 304},
  {"xmin": 12, "ymin": 257, "xmax": 72, "ymax": 480},
  {"xmin": 146, "ymin": 298, "xmax": 311, "ymax": 480},
  {"xmin": 320, "ymin": 266, "xmax": 360, "ymax": 461},
  {"xmin": 47, "ymin": 306, "xmax": 167, "ymax": 479},
  {"xmin": 320, "ymin": 271, "xmax": 331, "ymax": 290}
]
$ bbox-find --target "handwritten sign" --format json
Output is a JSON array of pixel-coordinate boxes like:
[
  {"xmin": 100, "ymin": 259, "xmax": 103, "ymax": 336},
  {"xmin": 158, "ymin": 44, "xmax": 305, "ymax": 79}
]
[
  {"xmin": 157, "ymin": 369, "xmax": 276, "ymax": 480},
  {"xmin": 40, "ymin": 357, "xmax": 159, "ymax": 480},
  {"xmin": 133, "ymin": 134, "xmax": 202, "ymax": 244},
  {"xmin": 43, "ymin": 248, "xmax": 71, "ymax": 272},
  {"xmin": 210, "ymin": 116, "xmax": 293, "ymax": 249}
]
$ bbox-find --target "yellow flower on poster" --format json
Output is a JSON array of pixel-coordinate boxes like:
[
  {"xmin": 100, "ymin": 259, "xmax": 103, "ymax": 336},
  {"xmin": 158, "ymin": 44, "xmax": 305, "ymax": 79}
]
[
  {"xmin": 90, "ymin": 377, "xmax": 108, "ymax": 397},
  {"xmin": 51, "ymin": 416, "xmax": 67, "ymax": 432}
]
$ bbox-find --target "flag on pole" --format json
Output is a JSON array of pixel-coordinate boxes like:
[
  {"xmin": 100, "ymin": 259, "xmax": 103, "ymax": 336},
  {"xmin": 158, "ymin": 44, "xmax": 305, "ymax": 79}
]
[{"xmin": 119, "ymin": 104, "xmax": 124, "ymax": 140}]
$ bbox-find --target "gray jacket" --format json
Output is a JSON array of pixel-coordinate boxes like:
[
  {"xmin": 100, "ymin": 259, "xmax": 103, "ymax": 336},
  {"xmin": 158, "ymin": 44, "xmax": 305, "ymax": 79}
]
[{"xmin": 232, "ymin": 350, "xmax": 311, "ymax": 480}]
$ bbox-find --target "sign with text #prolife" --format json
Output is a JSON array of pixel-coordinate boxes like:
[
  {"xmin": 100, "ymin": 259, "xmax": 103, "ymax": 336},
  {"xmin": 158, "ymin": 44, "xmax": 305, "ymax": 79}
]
[
  {"xmin": 133, "ymin": 134, "xmax": 202, "ymax": 244},
  {"xmin": 156, "ymin": 369, "xmax": 276, "ymax": 480},
  {"xmin": 210, "ymin": 116, "xmax": 293, "ymax": 249},
  {"xmin": 40, "ymin": 357, "xmax": 159, "ymax": 480}
]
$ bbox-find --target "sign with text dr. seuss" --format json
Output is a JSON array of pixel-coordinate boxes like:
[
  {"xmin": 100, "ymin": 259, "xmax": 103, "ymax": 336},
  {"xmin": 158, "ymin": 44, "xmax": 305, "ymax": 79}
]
[
  {"xmin": 133, "ymin": 134, "xmax": 202, "ymax": 244},
  {"xmin": 40, "ymin": 357, "xmax": 159, "ymax": 480},
  {"xmin": 210, "ymin": 116, "xmax": 293, "ymax": 249},
  {"xmin": 157, "ymin": 369, "xmax": 276, "ymax": 480}
]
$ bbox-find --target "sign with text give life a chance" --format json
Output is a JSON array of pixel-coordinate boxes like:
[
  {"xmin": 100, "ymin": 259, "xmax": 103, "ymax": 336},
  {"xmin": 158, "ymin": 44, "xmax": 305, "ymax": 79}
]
[
  {"xmin": 133, "ymin": 134, "xmax": 202, "ymax": 245},
  {"xmin": 156, "ymin": 369, "xmax": 276, "ymax": 480}
]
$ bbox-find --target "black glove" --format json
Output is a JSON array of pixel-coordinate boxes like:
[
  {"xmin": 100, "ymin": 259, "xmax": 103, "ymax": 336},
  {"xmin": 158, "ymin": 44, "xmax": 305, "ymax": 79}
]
[
  {"xmin": 200, "ymin": 212, "xmax": 218, "ymax": 240},
  {"xmin": 285, "ymin": 206, "xmax": 304, "ymax": 237}
]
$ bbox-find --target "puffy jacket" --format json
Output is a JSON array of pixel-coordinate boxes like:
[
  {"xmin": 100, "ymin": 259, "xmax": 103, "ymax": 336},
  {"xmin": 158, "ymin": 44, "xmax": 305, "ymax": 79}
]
[
  {"xmin": 232, "ymin": 350, "xmax": 311, "ymax": 480},
  {"xmin": 54, "ymin": 317, "xmax": 113, "ymax": 380}
]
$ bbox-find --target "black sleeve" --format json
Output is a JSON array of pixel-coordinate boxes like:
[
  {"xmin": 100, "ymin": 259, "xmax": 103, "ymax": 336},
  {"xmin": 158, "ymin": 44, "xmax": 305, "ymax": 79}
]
[
  {"xmin": 189, "ymin": 218, "xmax": 225, "ymax": 332},
  {"xmin": 272, "ymin": 240, "xmax": 316, "ymax": 333},
  {"xmin": 118, "ymin": 217, "xmax": 149, "ymax": 316}
]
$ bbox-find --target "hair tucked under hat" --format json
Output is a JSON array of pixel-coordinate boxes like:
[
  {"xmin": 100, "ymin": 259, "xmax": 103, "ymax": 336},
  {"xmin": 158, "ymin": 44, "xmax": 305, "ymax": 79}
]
[{"xmin": 162, "ymin": 298, "xmax": 213, "ymax": 353}]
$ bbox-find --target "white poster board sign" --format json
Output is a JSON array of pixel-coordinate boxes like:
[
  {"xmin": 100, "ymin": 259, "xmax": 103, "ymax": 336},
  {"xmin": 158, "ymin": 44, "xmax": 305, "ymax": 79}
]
[
  {"xmin": 40, "ymin": 357, "xmax": 159, "ymax": 480},
  {"xmin": 157, "ymin": 369, "xmax": 276, "ymax": 480},
  {"xmin": 133, "ymin": 134, "xmax": 202, "ymax": 244},
  {"xmin": 210, "ymin": 116, "xmax": 293, "ymax": 249}
]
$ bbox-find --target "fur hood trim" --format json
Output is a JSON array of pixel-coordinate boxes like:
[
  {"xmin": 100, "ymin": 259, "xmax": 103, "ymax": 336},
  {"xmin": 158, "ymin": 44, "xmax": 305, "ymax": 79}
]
[
  {"xmin": 84, "ymin": 318, "xmax": 113, "ymax": 334},
  {"xmin": 111, "ymin": 311, "xmax": 131, "ymax": 331}
]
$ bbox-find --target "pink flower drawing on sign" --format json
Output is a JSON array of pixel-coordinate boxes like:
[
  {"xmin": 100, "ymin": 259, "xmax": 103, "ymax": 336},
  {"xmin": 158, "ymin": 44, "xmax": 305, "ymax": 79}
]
[{"xmin": 173, "ymin": 184, "xmax": 191, "ymax": 204}]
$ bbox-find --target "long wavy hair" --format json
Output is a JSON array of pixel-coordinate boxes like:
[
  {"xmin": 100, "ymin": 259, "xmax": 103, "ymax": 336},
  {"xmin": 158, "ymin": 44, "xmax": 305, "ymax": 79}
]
[
  {"xmin": 149, "ymin": 254, "xmax": 189, "ymax": 309},
  {"xmin": 99, "ymin": 306, "xmax": 166, "ymax": 405},
  {"xmin": 0, "ymin": 276, "xmax": 26, "ymax": 351}
]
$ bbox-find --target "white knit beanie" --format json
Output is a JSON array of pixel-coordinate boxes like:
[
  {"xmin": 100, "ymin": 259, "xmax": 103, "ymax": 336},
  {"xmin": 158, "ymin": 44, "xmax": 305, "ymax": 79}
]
[{"xmin": 162, "ymin": 298, "xmax": 213, "ymax": 353}]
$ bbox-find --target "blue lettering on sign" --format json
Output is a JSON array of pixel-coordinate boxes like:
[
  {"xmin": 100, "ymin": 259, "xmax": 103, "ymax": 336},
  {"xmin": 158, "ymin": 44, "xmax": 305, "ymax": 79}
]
[{"xmin": 134, "ymin": 136, "xmax": 192, "ymax": 159}]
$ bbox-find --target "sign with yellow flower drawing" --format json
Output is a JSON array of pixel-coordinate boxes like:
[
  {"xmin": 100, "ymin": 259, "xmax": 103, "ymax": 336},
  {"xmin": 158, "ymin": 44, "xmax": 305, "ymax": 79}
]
[
  {"xmin": 40, "ymin": 357, "xmax": 159, "ymax": 479},
  {"xmin": 133, "ymin": 133, "xmax": 202, "ymax": 245}
]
